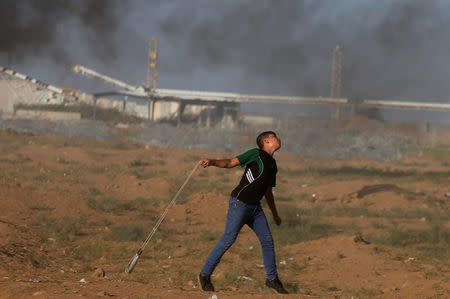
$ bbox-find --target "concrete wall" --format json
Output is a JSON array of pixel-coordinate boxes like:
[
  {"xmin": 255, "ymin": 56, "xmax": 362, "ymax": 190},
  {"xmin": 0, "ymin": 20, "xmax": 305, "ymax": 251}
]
[
  {"xmin": 0, "ymin": 80, "xmax": 64, "ymax": 114},
  {"xmin": 15, "ymin": 109, "xmax": 81, "ymax": 120}
]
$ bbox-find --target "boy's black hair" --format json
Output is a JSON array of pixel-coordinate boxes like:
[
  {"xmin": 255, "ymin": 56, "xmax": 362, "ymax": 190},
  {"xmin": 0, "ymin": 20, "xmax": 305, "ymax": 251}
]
[{"xmin": 256, "ymin": 131, "xmax": 277, "ymax": 149}]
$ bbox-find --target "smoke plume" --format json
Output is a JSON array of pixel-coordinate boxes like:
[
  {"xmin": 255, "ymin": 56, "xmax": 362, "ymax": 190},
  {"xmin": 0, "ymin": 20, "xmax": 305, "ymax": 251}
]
[
  {"xmin": 1, "ymin": 0, "xmax": 450, "ymax": 101},
  {"xmin": 0, "ymin": 0, "xmax": 125, "ymax": 64}
]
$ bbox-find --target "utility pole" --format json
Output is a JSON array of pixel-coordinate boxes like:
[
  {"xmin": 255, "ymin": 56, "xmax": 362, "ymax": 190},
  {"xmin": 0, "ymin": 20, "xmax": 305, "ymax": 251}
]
[
  {"xmin": 148, "ymin": 37, "xmax": 158, "ymax": 91},
  {"xmin": 148, "ymin": 37, "xmax": 158, "ymax": 121},
  {"xmin": 330, "ymin": 45, "xmax": 343, "ymax": 121}
]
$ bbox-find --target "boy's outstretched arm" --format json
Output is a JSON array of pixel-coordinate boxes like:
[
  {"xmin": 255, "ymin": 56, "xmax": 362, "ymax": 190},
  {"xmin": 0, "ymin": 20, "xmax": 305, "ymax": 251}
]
[
  {"xmin": 265, "ymin": 187, "xmax": 282, "ymax": 226},
  {"xmin": 199, "ymin": 158, "xmax": 240, "ymax": 168}
]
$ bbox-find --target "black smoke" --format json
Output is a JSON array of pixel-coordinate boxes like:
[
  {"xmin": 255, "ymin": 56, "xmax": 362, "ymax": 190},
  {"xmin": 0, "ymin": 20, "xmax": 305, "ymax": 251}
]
[
  {"xmin": 0, "ymin": 0, "xmax": 125, "ymax": 64},
  {"xmin": 1, "ymin": 0, "xmax": 450, "ymax": 102},
  {"xmin": 158, "ymin": 0, "xmax": 450, "ymax": 99}
]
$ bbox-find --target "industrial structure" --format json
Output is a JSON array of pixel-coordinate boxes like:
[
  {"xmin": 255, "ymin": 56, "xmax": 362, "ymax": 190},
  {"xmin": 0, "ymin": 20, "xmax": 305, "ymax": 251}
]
[
  {"xmin": 1, "ymin": 39, "xmax": 450, "ymax": 126},
  {"xmin": 72, "ymin": 39, "xmax": 450, "ymax": 126},
  {"xmin": 0, "ymin": 65, "xmax": 86, "ymax": 116},
  {"xmin": 330, "ymin": 45, "xmax": 343, "ymax": 120},
  {"xmin": 148, "ymin": 37, "xmax": 158, "ymax": 91}
]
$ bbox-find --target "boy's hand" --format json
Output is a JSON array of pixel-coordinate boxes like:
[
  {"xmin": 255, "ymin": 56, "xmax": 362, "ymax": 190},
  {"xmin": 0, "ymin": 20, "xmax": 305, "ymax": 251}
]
[
  {"xmin": 199, "ymin": 158, "xmax": 212, "ymax": 168},
  {"xmin": 273, "ymin": 215, "xmax": 282, "ymax": 226}
]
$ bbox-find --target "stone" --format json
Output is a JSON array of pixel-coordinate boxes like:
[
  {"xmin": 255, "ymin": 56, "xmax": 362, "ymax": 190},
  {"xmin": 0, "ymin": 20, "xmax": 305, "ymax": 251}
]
[
  {"xmin": 97, "ymin": 291, "xmax": 115, "ymax": 297},
  {"xmin": 91, "ymin": 268, "xmax": 106, "ymax": 279}
]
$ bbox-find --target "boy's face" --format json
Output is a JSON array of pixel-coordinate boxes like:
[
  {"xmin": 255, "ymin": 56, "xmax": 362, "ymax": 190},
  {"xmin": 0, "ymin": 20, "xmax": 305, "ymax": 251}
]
[{"xmin": 265, "ymin": 134, "xmax": 281, "ymax": 151}]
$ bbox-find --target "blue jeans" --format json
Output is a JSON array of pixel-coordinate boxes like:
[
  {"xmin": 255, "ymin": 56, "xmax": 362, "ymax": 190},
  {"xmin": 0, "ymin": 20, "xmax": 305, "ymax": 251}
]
[{"xmin": 201, "ymin": 197, "xmax": 278, "ymax": 280}]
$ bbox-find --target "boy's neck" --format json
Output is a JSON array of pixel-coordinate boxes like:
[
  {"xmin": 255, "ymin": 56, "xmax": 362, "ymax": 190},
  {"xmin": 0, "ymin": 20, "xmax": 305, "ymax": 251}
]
[{"xmin": 262, "ymin": 147, "xmax": 275, "ymax": 156}]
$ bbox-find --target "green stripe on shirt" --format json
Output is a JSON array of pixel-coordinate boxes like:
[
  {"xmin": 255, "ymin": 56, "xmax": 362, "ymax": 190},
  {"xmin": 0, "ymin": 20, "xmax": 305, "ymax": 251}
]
[{"xmin": 236, "ymin": 148, "xmax": 263, "ymax": 174}]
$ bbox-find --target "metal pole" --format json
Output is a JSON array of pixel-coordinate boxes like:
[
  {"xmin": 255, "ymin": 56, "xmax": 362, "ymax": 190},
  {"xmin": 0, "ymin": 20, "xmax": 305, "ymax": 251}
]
[
  {"xmin": 123, "ymin": 96, "xmax": 127, "ymax": 112},
  {"xmin": 151, "ymin": 100, "xmax": 155, "ymax": 121},
  {"xmin": 93, "ymin": 97, "xmax": 97, "ymax": 121},
  {"xmin": 206, "ymin": 103, "xmax": 211, "ymax": 128},
  {"xmin": 177, "ymin": 101, "xmax": 186, "ymax": 127}
]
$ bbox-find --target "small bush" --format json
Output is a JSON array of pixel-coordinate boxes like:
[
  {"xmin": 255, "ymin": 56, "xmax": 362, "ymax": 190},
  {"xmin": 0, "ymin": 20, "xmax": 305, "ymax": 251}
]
[
  {"xmin": 86, "ymin": 196, "xmax": 136, "ymax": 214},
  {"xmin": 277, "ymin": 196, "xmax": 293, "ymax": 202},
  {"xmin": 199, "ymin": 230, "xmax": 221, "ymax": 242},
  {"xmin": 31, "ymin": 215, "xmax": 81, "ymax": 241},
  {"xmin": 89, "ymin": 217, "xmax": 114, "ymax": 227},
  {"xmin": 133, "ymin": 170, "xmax": 158, "ymax": 180},
  {"xmin": 112, "ymin": 142, "xmax": 130, "ymax": 150},
  {"xmin": 29, "ymin": 203, "xmax": 53, "ymax": 211},
  {"xmin": 135, "ymin": 196, "xmax": 161, "ymax": 206},
  {"xmin": 25, "ymin": 252, "xmax": 47, "ymax": 268},
  {"xmin": 88, "ymin": 186, "xmax": 102, "ymax": 196},
  {"xmin": 129, "ymin": 159, "xmax": 151, "ymax": 167},
  {"xmin": 33, "ymin": 174, "xmax": 52, "ymax": 183},
  {"xmin": 72, "ymin": 238, "xmax": 106, "ymax": 263},
  {"xmin": 105, "ymin": 224, "xmax": 145, "ymax": 242}
]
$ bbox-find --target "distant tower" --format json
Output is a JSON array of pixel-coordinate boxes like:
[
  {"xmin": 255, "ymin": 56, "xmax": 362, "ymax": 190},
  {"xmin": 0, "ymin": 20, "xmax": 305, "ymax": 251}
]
[
  {"xmin": 330, "ymin": 45, "xmax": 343, "ymax": 121},
  {"xmin": 148, "ymin": 37, "xmax": 158, "ymax": 91},
  {"xmin": 330, "ymin": 45, "xmax": 343, "ymax": 98}
]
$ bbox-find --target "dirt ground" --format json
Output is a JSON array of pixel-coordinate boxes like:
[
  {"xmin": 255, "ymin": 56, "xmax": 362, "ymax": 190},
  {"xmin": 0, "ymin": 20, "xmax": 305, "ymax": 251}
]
[{"xmin": 0, "ymin": 127, "xmax": 449, "ymax": 298}]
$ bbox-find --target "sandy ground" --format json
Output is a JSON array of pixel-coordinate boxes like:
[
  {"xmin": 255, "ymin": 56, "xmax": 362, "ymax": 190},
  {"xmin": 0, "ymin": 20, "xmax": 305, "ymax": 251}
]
[{"xmin": 0, "ymin": 128, "xmax": 449, "ymax": 298}]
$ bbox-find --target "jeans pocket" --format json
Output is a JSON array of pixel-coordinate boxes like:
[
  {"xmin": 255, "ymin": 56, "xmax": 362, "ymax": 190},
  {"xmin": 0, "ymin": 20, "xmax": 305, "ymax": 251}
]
[
  {"xmin": 230, "ymin": 198, "xmax": 245, "ymax": 209},
  {"xmin": 229, "ymin": 198, "xmax": 246, "ymax": 218}
]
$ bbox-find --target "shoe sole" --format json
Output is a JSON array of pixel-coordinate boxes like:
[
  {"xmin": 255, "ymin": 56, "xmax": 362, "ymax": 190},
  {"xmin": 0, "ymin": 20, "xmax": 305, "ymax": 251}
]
[
  {"xmin": 266, "ymin": 284, "xmax": 288, "ymax": 294},
  {"xmin": 198, "ymin": 275, "xmax": 214, "ymax": 292}
]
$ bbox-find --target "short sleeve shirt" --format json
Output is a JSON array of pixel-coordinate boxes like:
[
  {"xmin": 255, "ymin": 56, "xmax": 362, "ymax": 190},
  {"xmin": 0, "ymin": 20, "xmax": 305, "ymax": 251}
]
[{"xmin": 231, "ymin": 148, "xmax": 277, "ymax": 204}]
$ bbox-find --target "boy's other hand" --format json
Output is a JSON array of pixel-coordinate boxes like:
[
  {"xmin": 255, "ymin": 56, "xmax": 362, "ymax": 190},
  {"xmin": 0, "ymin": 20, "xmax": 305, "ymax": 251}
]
[
  {"xmin": 273, "ymin": 215, "xmax": 282, "ymax": 226},
  {"xmin": 199, "ymin": 158, "xmax": 211, "ymax": 168}
]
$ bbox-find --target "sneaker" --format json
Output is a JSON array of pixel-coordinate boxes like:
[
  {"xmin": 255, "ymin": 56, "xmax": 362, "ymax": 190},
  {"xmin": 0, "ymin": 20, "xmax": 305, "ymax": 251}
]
[
  {"xmin": 198, "ymin": 273, "xmax": 215, "ymax": 292},
  {"xmin": 265, "ymin": 276, "xmax": 288, "ymax": 294}
]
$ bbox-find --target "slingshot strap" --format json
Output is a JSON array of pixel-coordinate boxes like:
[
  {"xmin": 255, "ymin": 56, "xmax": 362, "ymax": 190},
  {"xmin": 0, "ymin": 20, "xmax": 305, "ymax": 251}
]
[{"xmin": 139, "ymin": 162, "xmax": 199, "ymax": 253}]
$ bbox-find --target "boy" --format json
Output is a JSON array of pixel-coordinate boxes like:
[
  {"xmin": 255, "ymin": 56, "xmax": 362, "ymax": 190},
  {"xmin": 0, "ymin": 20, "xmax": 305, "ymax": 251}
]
[{"xmin": 198, "ymin": 131, "xmax": 288, "ymax": 294}]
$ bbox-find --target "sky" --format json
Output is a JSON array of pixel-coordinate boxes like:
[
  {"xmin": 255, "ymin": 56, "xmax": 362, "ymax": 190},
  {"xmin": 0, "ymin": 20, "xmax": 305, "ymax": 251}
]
[{"xmin": 1, "ymin": 0, "xmax": 450, "ymax": 104}]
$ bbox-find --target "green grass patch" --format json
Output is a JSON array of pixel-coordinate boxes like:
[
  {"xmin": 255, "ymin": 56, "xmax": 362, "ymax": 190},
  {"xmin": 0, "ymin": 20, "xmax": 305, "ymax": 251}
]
[
  {"xmin": 129, "ymin": 159, "xmax": 151, "ymax": 167},
  {"xmin": 423, "ymin": 146, "xmax": 450, "ymax": 158},
  {"xmin": 270, "ymin": 204, "xmax": 337, "ymax": 246},
  {"xmin": 198, "ymin": 230, "xmax": 221, "ymax": 242},
  {"xmin": 132, "ymin": 169, "xmax": 158, "ymax": 180},
  {"xmin": 33, "ymin": 174, "xmax": 53, "ymax": 183},
  {"xmin": 88, "ymin": 186, "xmax": 102, "ymax": 196},
  {"xmin": 277, "ymin": 196, "xmax": 293, "ymax": 202},
  {"xmin": 25, "ymin": 252, "xmax": 48, "ymax": 269},
  {"xmin": 283, "ymin": 166, "xmax": 450, "ymax": 184},
  {"xmin": 375, "ymin": 221, "xmax": 450, "ymax": 259},
  {"xmin": 14, "ymin": 103, "xmax": 143, "ymax": 123},
  {"xmin": 29, "ymin": 203, "xmax": 54, "ymax": 211},
  {"xmin": 344, "ymin": 287, "xmax": 381, "ymax": 297},
  {"xmin": 31, "ymin": 215, "xmax": 82, "ymax": 242},
  {"xmin": 111, "ymin": 142, "xmax": 130, "ymax": 150},
  {"xmin": 105, "ymin": 224, "xmax": 145, "ymax": 242},
  {"xmin": 134, "ymin": 196, "xmax": 161, "ymax": 206},
  {"xmin": 86, "ymin": 196, "xmax": 136, "ymax": 214},
  {"xmin": 89, "ymin": 217, "xmax": 114, "ymax": 227},
  {"xmin": 320, "ymin": 205, "xmax": 449, "ymax": 221},
  {"xmin": 72, "ymin": 238, "xmax": 106, "ymax": 264}
]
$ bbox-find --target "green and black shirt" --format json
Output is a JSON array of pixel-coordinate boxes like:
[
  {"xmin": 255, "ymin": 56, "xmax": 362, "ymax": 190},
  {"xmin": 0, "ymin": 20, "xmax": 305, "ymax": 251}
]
[{"xmin": 230, "ymin": 148, "xmax": 277, "ymax": 205}]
